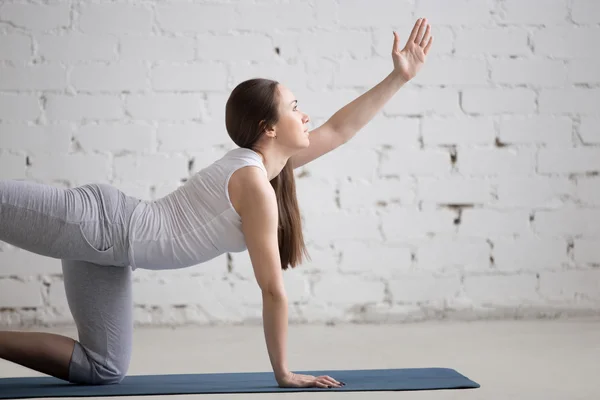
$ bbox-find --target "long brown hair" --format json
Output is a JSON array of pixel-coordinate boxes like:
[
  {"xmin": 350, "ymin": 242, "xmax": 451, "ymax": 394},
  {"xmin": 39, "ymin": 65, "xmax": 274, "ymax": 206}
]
[{"xmin": 225, "ymin": 78, "xmax": 309, "ymax": 270}]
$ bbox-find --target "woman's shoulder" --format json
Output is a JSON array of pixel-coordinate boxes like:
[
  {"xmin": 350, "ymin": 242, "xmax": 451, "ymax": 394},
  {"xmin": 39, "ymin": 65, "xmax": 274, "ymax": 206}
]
[{"xmin": 228, "ymin": 159, "xmax": 273, "ymax": 217}]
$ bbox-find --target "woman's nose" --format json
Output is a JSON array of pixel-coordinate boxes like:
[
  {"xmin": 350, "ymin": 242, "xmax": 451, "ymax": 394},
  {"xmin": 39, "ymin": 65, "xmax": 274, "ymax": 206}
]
[{"xmin": 303, "ymin": 114, "xmax": 310, "ymax": 124}]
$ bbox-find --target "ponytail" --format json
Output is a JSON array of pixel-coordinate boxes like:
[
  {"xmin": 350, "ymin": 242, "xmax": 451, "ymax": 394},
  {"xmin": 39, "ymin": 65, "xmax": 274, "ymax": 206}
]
[{"xmin": 270, "ymin": 160, "xmax": 309, "ymax": 270}]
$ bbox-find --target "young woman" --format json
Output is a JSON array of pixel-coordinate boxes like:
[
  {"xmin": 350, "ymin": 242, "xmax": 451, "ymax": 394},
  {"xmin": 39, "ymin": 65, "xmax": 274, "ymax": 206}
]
[{"xmin": 0, "ymin": 18, "xmax": 432, "ymax": 389}]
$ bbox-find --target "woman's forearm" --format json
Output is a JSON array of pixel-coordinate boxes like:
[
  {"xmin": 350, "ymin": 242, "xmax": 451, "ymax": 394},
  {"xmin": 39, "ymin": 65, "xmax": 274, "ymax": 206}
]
[
  {"xmin": 326, "ymin": 70, "xmax": 409, "ymax": 142},
  {"xmin": 262, "ymin": 292, "xmax": 290, "ymax": 382}
]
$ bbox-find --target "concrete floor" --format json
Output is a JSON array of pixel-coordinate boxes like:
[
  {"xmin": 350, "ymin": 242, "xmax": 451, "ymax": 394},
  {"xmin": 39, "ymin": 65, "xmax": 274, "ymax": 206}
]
[{"xmin": 1, "ymin": 317, "xmax": 599, "ymax": 399}]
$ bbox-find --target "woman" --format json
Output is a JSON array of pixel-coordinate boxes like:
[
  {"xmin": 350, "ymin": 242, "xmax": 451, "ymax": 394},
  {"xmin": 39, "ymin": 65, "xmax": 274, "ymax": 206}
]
[{"xmin": 0, "ymin": 18, "xmax": 432, "ymax": 388}]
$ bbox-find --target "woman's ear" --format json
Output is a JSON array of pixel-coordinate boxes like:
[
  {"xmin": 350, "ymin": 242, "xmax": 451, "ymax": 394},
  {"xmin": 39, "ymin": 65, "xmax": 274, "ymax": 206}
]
[{"xmin": 259, "ymin": 120, "xmax": 276, "ymax": 139}]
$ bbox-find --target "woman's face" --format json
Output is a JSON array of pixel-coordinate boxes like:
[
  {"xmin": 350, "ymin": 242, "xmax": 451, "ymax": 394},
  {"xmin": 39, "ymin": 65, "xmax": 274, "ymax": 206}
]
[{"xmin": 271, "ymin": 84, "xmax": 311, "ymax": 150}]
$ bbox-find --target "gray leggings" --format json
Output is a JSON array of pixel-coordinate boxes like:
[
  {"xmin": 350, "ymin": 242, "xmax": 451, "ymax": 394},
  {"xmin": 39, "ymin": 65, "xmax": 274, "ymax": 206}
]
[{"xmin": 0, "ymin": 179, "xmax": 141, "ymax": 384}]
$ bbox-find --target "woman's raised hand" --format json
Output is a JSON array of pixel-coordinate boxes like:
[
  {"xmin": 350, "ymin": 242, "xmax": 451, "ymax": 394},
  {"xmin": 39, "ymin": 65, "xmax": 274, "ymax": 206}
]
[{"xmin": 392, "ymin": 18, "xmax": 433, "ymax": 82}]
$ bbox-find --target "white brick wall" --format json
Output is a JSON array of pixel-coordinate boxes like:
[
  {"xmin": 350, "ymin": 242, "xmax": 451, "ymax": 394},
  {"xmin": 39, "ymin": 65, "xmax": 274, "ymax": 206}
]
[{"xmin": 1, "ymin": 0, "xmax": 599, "ymax": 327}]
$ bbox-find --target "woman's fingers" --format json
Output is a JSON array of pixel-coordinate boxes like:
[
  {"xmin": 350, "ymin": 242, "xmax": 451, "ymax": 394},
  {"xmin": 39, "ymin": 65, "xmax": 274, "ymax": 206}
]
[
  {"xmin": 407, "ymin": 18, "xmax": 423, "ymax": 44},
  {"xmin": 420, "ymin": 23, "xmax": 431, "ymax": 47},
  {"xmin": 318, "ymin": 375, "xmax": 343, "ymax": 387},
  {"xmin": 424, "ymin": 35, "xmax": 434, "ymax": 55},
  {"xmin": 414, "ymin": 18, "xmax": 428, "ymax": 44}
]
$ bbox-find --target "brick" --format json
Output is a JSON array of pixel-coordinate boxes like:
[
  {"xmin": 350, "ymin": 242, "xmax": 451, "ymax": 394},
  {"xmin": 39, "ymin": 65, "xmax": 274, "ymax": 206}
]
[
  {"xmin": 0, "ymin": 65, "xmax": 66, "ymax": 91},
  {"xmin": 339, "ymin": 177, "xmax": 416, "ymax": 210},
  {"xmin": 335, "ymin": 59, "xmax": 392, "ymax": 88},
  {"xmin": 462, "ymin": 88, "xmax": 536, "ymax": 114},
  {"xmin": 457, "ymin": 148, "xmax": 536, "ymax": 176},
  {"xmin": 113, "ymin": 154, "xmax": 188, "ymax": 183},
  {"xmin": 415, "ymin": 58, "xmax": 488, "ymax": 86},
  {"xmin": 534, "ymin": 209, "xmax": 600, "ymax": 236},
  {"xmin": 302, "ymin": 210, "xmax": 381, "ymax": 244},
  {"xmin": 0, "ymin": 250, "xmax": 62, "ymax": 277},
  {"xmin": 494, "ymin": 177, "xmax": 574, "ymax": 208},
  {"xmin": 493, "ymin": 237, "xmax": 569, "ymax": 271},
  {"xmin": 313, "ymin": 274, "xmax": 385, "ymax": 305},
  {"xmin": 75, "ymin": 123, "xmax": 155, "ymax": 153},
  {"xmin": 416, "ymin": 236, "xmax": 490, "ymax": 271},
  {"xmin": 498, "ymin": 116, "xmax": 572, "ymax": 147},
  {"xmin": 204, "ymin": 94, "xmax": 228, "ymax": 127},
  {"xmin": 294, "ymin": 178, "xmax": 338, "ymax": 217},
  {"xmin": 336, "ymin": 241, "xmax": 412, "ymax": 277},
  {"xmin": 384, "ymin": 88, "xmax": 460, "ymax": 116},
  {"xmin": 231, "ymin": 62, "xmax": 308, "ymax": 91},
  {"xmin": 463, "ymin": 274, "xmax": 540, "ymax": 306},
  {"xmin": 534, "ymin": 27, "xmax": 600, "ymax": 59},
  {"xmin": 389, "ymin": 273, "xmax": 461, "ymax": 303},
  {"xmin": 0, "ymin": 279, "xmax": 44, "ymax": 308},
  {"xmin": 576, "ymin": 177, "xmax": 600, "ymax": 206},
  {"xmin": 297, "ymin": 31, "xmax": 371, "ymax": 59},
  {"xmin": 538, "ymin": 148, "xmax": 600, "ymax": 174},
  {"xmin": 152, "ymin": 64, "xmax": 227, "ymax": 92},
  {"xmin": 416, "ymin": 0, "xmax": 493, "ymax": 24},
  {"xmin": 236, "ymin": 4, "xmax": 315, "ymax": 31},
  {"xmin": 46, "ymin": 95, "xmax": 123, "ymax": 120},
  {"xmin": 568, "ymin": 60, "xmax": 600, "ymax": 84},
  {"xmin": 28, "ymin": 154, "xmax": 110, "ymax": 183},
  {"xmin": 38, "ymin": 35, "xmax": 118, "ymax": 62},
  {"xmin": 380, "ymin": 208, "xmax": 456, "ymax": 240},
  {"xmin": 0, "ymin": 34, "xmax": 31, "ymax": 62},
  {"xmin": 579, "ymin": 117, "xmax": 600, "ymax": 145},
  {"xmin": 0, "ymin": 153, "xmax": 26, "ymax": 179},
  {"xmin": 539, "ymin": 89, "xmax": 600, "ymax": 114},
  {"xmin": 490, "ymin": 59, "xmax": 567, "ymax": 86},
  {"xmin": 126, "ymin": 94, "xmax": 203, "ymax": 120},
  {"xmin": 340, "ymin": 0, "xmax": 412, "ymax": 27},
  {"xmin": 459, "ymin": 210, "xmax": 531, "ymax": 236},
  {"xmin": 158, "ymin": 121, "xmax": 230, "ymax": 152},
  {"xmin": 71, "ymin": 64, "xmax": 147, "ymax": 92},
  {"xmin": 133, "ymin": 277, "xmax": 226, "ymax": 307},
  {"xmin": 499, "ymin": 0, "xmax": 569, "ymax": 24},
  {"xmin": 0, "ymin": 3, "xmax": 70, "ymax": 31},
  {"xmin": 0, "ymin": 122, "xmax": 72, "ymax": 154},
  {"xmin": 455, "ymin": 28, "xmax": 530, "ymax": 56},
  {"xmin": 315, "ymin": 0, "xmax": 338, "ymax": 28},
  {"xmin": 343, "ymin": 116, "xmax": 420, "ymax": 150},
  {"xmin": 197, "ymin": 35, "xmax": 273, "ymax": 62},
  {"xmin": 574, "ymin": 238, "xmax": 600, "ymax": 264},
  {"xmin": 120, "ymin": 36, "xmax": 194, "ymax": 62},
  {"xmin": 422, "ymin": 116, "xmax": 495, "ymax": 146},
  {"xmin": 297, "ymin": 146, "xmax": 379, "ymax": 181},
  {"xmin": 380, "ymin": 148, "xmax": 453, "ymax": 177},
  {"xmin": 0, "ymin": 94, "xmax": 40, "ymax": 121},
  {"xmin": 156, "ymin": 4, "xmax": 236, "ymax": 32},
  {"xmin": 539, "ymin": 270, "xmax": 600, "ymax": 302},
  {"xmin": 269, "ymin": 32, "xmax": 302, "ymax": 63},
  {"xmin": 417, "ymin": 177, "xmax": 493, "ymax": 204},
  {"xmin": 572, "ymin": 0, "xmax": 600, "ymax": 23},
  {"xmin": 79, "ymin": 3, "xmax": 153, "ymax": 34}
]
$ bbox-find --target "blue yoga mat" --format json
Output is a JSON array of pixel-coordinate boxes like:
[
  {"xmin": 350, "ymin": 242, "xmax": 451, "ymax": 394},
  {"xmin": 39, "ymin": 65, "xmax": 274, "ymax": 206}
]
[{"xmin": 0, "ymin": 367, "xmax": 479, "ymax": 399}]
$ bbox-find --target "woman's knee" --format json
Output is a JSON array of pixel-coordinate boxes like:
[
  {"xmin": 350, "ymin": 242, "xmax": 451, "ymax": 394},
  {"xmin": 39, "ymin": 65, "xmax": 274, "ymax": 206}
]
[{"xmin": 69, "ymin": 341, "xmax": 131, "ymax": 385}]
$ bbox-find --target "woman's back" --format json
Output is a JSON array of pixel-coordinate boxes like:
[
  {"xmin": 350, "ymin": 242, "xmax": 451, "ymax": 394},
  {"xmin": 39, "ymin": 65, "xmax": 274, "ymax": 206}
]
[{"xmin": 127, "ymin": 147, "xmax": 267, "ymax": 271}]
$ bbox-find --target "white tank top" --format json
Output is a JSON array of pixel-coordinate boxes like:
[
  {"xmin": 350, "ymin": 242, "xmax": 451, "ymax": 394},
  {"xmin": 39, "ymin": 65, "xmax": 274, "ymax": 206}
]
[{"xmin": 127, "ymin": 147, "xmax": 267, "ymax": 270}]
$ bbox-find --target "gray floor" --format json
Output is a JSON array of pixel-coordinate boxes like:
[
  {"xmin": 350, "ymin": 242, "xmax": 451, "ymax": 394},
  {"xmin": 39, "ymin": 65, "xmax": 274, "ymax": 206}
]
[{"xmin": 1, "ymin": 317, "xmax": 599, "ymax": 399}]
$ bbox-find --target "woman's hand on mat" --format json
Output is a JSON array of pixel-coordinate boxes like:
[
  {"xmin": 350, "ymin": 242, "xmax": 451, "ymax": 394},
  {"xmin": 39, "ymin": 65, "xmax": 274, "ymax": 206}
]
[
  {"xmin": 277, "ymin": 372, "xmax": 345, "ymax": 389},
  {"xmin": 391, "ymin": 17, "xmax": 433, "ymax": 82}
]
